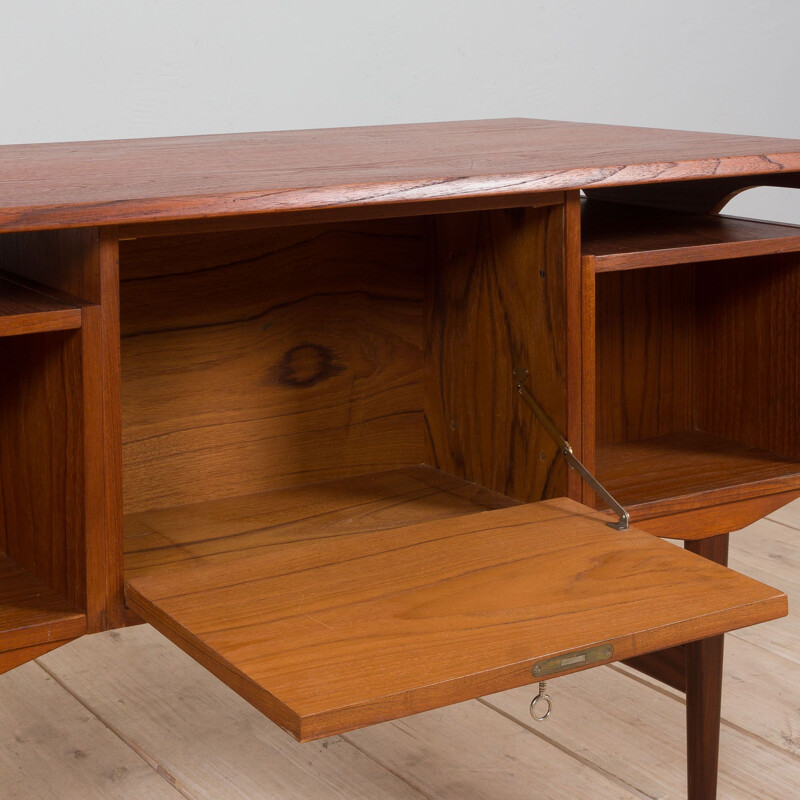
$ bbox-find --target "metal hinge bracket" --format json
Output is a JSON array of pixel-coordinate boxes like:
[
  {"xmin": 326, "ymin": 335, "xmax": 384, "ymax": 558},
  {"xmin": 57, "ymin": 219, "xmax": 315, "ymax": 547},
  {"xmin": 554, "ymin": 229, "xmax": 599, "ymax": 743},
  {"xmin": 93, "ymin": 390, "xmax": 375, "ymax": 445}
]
[{"xmin": 513, "ymin": 367, "xmax": 629, "ymax": 531}]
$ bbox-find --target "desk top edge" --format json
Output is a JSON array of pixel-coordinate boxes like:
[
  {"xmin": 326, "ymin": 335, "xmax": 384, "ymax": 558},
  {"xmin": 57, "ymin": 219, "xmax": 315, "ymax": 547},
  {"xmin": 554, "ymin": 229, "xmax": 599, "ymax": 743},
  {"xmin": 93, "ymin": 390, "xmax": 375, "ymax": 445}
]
[{"xmin": 2, "ymin": 117, "xmax": 800, "ymax": 233}]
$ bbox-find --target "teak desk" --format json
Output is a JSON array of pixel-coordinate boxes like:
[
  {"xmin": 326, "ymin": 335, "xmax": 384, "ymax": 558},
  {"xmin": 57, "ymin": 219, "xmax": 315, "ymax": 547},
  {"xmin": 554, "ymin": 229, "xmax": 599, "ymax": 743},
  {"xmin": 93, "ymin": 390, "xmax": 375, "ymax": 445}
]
[{"xmin": 2, "ymin": 119, "xmax": 800, "ymax": 798}]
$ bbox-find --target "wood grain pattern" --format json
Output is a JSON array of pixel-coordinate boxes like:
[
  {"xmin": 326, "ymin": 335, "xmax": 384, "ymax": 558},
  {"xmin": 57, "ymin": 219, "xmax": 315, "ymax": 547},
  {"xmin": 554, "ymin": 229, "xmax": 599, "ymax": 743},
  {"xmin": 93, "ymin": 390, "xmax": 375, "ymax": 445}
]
[
  {"xmin": 126, "ymin": 495, "xmax": 786, "ymax": 741},
  {"xmin": 564, "ymin": 191, "xmax": 584, "ymax": 500},
  {"xmin": 591, "ymin": 248, "xmax": 800, "ymax": 531},
  {"xmin": 582, "ymin": 201, "xmax": 800, "ymax": 272},
  {"xmin": 0, "ymin": 274, "xmax": 82, "ymax": 336},
  {"xmin": 124, "ymin": 466, "xmax": 516, "ymax": 580},
  {"xmin": 595, "ymin": 431, "xmax": 800, "ymax": 515},
  {"xmin": 0, "ymin": 552, "xmax": 85, "ymax": 655},
  {"xmin": 2, "ymin": 119, "xmax": 800, "ymax": 232},
  {"xmin": 696, "ymin": 253, "xmax": 800, "ymax": 459},
  {"xmin": 97, "ymin": 229, "xmax": 126, "ymax": 629},
  {"xmin": 424, "ymin": 204, "xmax": 568, "ymax": 501},
  {"xmin": 595, "ymin": 264, "xmax": 695, "ymax": 445},
  {"xmin": 0, "ymin": 228, "xmax": 125, "ymax": 630},
  {"xmin": 626, "ymin": 488, "xmax": 800, "ymax": 541},
  {"xmin": 120, "ymin": 218, "xmax": 428, "ymax": 513}
]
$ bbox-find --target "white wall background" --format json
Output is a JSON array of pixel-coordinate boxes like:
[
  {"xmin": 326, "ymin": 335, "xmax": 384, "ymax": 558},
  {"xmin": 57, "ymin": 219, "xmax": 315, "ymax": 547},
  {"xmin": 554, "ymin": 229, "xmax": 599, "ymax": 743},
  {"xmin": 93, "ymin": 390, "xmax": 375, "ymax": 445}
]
[{"xmin": 1, "ymin": 0, "xmax": 799, "ymax": 220}]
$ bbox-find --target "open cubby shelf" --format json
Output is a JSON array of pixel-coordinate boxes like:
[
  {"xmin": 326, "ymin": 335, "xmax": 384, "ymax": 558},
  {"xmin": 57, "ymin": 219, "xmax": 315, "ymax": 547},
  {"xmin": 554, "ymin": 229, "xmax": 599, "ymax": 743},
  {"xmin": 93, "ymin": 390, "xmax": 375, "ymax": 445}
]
[
  {"xmin": 595, "ymin": 430, "xmax": 800, "ymax": 513},
  {"xmin": 582, "ymin": 200, "xmax": 800, "ymax": 272},
  {"xmin": 0, "ymin": 552, "xmax": 86, "ymax": 654},
  {"xmin": 0, "ymin": 273, "xmax": 82, "ymax": 337},
  {"xmin": 586, "ymin": 200, "xmax": 800, "ymax": 519},
  {"xmin": 0, "ymin": 308, "xmax": 88, "ymax": 662}
]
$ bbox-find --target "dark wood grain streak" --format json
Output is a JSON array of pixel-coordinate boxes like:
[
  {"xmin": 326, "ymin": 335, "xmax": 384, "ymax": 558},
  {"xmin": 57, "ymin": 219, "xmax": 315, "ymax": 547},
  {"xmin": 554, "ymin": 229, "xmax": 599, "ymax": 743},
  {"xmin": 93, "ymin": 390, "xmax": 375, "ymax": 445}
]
[
  {"xmin": 3, "ymin": 119, "xmax": 800, "ymax": 232},
  {"xmin": 424, "ymin": 203, "xmax": 568, "ymax": 502}
]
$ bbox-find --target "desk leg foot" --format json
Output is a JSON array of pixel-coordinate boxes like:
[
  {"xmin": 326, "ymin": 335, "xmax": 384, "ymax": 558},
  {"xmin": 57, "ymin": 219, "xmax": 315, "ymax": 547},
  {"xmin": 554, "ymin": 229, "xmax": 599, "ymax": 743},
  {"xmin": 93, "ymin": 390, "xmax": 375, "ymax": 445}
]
[{"xmin": 685, "ymin": 534, "xmax": 729, "ymax": 800}]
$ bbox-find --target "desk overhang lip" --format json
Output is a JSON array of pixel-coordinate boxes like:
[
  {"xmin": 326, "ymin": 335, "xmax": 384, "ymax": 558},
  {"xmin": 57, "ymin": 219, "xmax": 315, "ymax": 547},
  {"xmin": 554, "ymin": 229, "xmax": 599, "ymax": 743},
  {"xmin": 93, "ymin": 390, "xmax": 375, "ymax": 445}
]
[{"xmin": 2, "ymin": 117, "xmax": 800, "ymax": 232}]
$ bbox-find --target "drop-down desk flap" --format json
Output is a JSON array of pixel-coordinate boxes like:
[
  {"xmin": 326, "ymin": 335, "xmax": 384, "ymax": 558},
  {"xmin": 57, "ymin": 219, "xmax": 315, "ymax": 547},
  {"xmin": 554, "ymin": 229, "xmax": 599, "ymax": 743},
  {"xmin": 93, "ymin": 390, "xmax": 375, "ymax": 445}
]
[{"xmin": 126, "ymin": 496, "xmax": 786, "ymax": 742}]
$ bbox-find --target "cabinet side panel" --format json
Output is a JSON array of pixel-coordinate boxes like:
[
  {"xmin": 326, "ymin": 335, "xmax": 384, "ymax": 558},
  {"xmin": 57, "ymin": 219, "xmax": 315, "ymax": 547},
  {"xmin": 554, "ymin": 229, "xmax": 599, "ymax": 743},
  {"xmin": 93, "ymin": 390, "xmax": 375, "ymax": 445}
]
[
  {"xmin": 696, "ymin": 253, "xmax": 800, "ymax": 458},
  {"xmin": 0, "ymin": 228, "xmax": 124, "ymax": 629},
  {"xmin": 119, "ymin": 218, "xmax": 428, "ymax": 513},
  {"xmin": 424, "ymin": 203, "xmax": 568, "ymax": 501}
]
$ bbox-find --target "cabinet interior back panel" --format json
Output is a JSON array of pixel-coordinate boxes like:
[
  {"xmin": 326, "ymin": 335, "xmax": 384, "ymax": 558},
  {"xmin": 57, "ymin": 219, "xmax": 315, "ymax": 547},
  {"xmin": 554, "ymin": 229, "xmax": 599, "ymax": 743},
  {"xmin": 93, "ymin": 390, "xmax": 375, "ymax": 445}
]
[{"xmin": 119, "ymin": 218, "xmax": 429, "ymax": 514}]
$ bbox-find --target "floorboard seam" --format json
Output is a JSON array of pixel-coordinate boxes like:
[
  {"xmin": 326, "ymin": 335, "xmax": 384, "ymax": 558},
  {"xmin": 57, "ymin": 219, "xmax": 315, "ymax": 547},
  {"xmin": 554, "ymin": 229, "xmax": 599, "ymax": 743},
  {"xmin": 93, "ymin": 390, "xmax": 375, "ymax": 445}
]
[
  {"xmin": 727, "ymin": 628, "xmax": 800, "ymax": 667},
  {"xmin": 764, "ymin": 515, "xmax": 800, "ymax": 533},
  {"xmin": 34, "ymin": 658, "xmax": 199, "ymax": 800},
  {"xmin": 611, "ymin": 663, "xmax": 800, "ymax": 763},
  {"xmin": 476, "ymin": 697, "xmax": 653, "ymax": 800},
  {"xmin": 338, "ymin": 732, "xmax": 436, "ymax": 800}
]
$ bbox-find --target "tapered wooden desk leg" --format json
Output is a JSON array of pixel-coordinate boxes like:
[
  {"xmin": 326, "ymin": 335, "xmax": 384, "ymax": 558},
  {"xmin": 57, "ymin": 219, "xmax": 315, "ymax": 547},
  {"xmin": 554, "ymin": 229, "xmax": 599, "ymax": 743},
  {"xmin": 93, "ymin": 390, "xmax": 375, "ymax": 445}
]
[{"xmin": 685, "ymin": 534, "xmax": 729, "ymax": 800}]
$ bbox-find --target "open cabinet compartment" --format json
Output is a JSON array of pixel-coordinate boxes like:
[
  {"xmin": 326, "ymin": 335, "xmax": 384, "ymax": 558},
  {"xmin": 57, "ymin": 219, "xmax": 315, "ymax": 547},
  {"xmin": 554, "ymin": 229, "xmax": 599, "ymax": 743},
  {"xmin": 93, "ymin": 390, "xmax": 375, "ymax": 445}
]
[
  {"xmin": 587, "ymin": 205, "xmax": 800, "ymax": 519},
  {"xmin": 0, "ymin": 283, "xmax": 89, "ymax": 672},
  {"xmin": 119, "ymin": 200, "xmax": 787, "ymax": 741}
]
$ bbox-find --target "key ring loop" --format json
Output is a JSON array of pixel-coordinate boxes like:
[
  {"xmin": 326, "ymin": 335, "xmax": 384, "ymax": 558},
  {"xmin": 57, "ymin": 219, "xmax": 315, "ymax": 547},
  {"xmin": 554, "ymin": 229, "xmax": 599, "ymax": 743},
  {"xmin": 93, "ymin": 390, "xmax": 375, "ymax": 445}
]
[{"xmin": 529, "ymin": 682, "xmax": 552, "ymax": 721}]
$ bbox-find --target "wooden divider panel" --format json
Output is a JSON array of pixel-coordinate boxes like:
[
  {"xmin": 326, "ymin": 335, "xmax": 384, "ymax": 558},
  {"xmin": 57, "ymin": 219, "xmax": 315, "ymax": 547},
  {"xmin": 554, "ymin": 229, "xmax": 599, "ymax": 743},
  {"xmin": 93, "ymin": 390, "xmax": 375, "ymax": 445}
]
[{"xmin": 424, "ymin": 203, "xmax": 569, "ymax": 502}]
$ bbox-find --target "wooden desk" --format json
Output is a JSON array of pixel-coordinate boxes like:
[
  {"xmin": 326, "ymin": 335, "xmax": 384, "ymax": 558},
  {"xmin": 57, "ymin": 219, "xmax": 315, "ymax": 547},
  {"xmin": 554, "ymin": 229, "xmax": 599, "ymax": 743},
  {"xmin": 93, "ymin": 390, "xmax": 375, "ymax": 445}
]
[{"xmin": 2, "ymin": 118, "xmax": 800, "ymax": 798}]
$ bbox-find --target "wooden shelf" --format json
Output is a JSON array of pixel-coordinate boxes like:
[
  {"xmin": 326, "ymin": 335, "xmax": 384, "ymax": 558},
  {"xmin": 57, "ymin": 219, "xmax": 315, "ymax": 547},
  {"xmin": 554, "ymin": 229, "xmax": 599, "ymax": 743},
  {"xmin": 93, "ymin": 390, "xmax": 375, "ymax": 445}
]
[
  {"xmin": 0, "ymin": 275, "xmax": 82, "ymax": 337},
  {"xmin": 0, "ymin": 553, "xmax": 86, "ymax": 654},
  {"xmin": 595, "ymin": 431, "xmax": 800, "ymax": 517},
  {"xmin": 124, "ymin": 466, "xmax": 517, "ymax": 580},
  {"xmin": 581, "ymin": 200, "xmax": 800, "ymax": 272}
]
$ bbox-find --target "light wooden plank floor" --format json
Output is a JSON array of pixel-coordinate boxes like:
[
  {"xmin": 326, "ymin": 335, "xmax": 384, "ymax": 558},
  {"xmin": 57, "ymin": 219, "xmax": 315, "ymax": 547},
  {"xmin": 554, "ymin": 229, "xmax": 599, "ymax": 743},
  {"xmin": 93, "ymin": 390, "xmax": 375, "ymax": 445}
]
[{"xmin": 2, "ymin": 507, "xmax": 799, "ymax": 799}]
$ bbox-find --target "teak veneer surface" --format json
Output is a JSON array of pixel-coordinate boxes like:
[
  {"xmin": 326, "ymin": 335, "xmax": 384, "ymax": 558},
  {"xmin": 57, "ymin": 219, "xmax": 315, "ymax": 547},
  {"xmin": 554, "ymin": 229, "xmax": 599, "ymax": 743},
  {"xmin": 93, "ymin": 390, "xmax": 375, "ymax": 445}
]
[
  {"xmin": 124, "ymin": 466, "xmax": 517, "ymax": 579},
  {"xmin": 582, "ymin": 202, "xmax": 800, "ymax": 271},
  {"xmin": 0, "ymin": 553, "xmax": 86, "ymax": 654},
  {"xmin": 119, "ymin": 218, "xmax": 428, "ymax": 513},
  {"xmin": 3, "ymin": 119, "xmax": 800, "ymax": 231},
  {"xmin": 0, "ymin": 276, "xmax": 82, "ymax": 336},
  {"xmin": 595, "ymin": 431, "xmax": 800, "ymax": 517},
  {"xmin": 125, "ymin": 492, "xmax": 786, "ymax": 742}
]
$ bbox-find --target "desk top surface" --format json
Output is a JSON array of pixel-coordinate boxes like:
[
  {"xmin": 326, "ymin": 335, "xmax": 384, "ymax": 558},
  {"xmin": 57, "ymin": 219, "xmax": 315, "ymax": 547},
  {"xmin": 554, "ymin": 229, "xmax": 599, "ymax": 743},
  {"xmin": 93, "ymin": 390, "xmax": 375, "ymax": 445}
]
[{"xmin": 2, "ymin": 117, "xmax": 800, "ymax": 233}]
